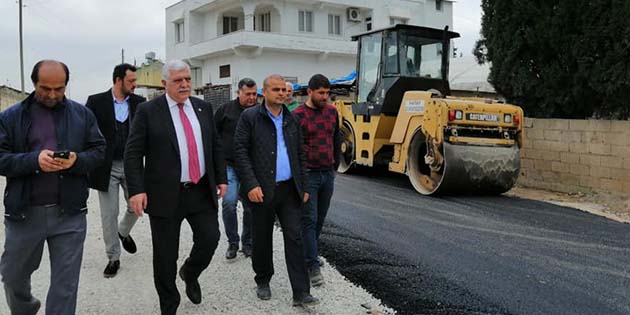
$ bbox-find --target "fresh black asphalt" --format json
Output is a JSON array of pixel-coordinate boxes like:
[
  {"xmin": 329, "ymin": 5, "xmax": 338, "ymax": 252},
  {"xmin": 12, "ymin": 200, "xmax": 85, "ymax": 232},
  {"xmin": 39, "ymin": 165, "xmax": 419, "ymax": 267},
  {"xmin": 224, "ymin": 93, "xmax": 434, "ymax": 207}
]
[{"xmin": 320, "ymin": 169, "xmax": 630, "ymax": 315}]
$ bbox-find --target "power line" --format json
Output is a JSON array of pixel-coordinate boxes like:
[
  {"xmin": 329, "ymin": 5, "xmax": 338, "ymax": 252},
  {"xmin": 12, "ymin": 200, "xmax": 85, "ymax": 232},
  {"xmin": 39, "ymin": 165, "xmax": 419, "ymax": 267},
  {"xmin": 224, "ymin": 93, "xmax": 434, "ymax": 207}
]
[{"xmin": 19, "ymin": 0, "xmax": 24, "ymax": 93}]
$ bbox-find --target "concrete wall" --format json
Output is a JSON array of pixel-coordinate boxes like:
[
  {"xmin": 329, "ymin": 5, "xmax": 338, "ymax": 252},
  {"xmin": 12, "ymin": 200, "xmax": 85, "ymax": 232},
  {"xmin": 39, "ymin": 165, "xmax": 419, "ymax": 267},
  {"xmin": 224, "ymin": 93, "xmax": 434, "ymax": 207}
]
[
  {"xmin": 519, "ymin": 118, "xmax": 630, "ymax": 195},
  {"xmin": 201, "ymin": 51, "xmax": 355, "ymax": 90},
  {"xmin": 136, "ymin": 60, "xmax": 165, "ymax": 88},
  {"xmin": 0, "ymin": 86, "xmax": 28, "ymax": 111}
]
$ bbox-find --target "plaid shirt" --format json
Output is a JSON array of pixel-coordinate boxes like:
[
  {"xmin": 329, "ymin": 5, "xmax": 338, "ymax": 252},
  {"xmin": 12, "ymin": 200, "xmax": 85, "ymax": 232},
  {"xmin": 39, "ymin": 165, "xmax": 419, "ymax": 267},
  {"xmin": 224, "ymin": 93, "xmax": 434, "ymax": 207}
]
[{"xmin": 293, "ymin": 103, "xmax": 341, "ymax": 171}]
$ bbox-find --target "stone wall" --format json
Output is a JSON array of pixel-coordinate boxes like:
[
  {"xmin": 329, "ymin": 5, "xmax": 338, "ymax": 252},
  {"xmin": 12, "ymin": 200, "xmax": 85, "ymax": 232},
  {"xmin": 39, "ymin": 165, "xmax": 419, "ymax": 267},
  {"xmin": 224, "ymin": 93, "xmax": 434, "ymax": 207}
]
[{"xmin": 519, "ymin": 118, "xmax": 630, "ymax": 194}]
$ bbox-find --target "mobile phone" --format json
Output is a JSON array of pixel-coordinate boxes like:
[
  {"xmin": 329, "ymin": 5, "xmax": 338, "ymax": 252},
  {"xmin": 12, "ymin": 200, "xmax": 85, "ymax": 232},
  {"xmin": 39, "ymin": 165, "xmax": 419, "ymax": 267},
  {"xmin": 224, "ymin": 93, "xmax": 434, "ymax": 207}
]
[{"xmin": 53, "ymin": 150, "xmax": 70, "ymax": 159}]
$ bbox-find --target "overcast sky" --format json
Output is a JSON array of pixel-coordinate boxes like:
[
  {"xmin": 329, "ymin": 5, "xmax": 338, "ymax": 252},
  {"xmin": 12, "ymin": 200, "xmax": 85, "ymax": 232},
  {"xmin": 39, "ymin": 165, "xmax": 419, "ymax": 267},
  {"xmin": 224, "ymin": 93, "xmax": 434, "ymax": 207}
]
[{"xmin": 0, "ymin": 0, "xmax": 482, "ymax": 103}]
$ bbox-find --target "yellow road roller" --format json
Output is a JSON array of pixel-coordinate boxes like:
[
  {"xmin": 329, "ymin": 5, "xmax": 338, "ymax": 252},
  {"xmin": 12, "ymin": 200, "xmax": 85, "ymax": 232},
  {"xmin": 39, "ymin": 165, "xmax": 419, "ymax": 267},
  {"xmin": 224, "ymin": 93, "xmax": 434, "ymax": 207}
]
[{"xmin": 335, "ymin": 24, "xmax": 524, "ymax": 195}]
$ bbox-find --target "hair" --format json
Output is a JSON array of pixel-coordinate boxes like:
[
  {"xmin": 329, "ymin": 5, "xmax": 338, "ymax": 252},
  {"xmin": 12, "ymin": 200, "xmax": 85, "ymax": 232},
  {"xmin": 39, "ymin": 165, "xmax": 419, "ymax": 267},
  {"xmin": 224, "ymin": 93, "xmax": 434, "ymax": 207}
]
[
  {"xmin": 263, "ymin": 74, "xmax": 285, "ymax": 89},
  {"xmin": 161, "ymin": 60, "xmax": 190, "ymax": 81},
  {"xmin": 238, "ymin": 77, "xmax": 256, "ymax": 90},
  {"xmin": 30, "ymin": 60, "xmax": 70, "ymax": 86},
  {"xmin": 308, "ymin": 74, "xmax": 330, "ymax": 90},
  {"xmin": 112, "ymin": 63, "xmax": 137, "ymax": 84}
]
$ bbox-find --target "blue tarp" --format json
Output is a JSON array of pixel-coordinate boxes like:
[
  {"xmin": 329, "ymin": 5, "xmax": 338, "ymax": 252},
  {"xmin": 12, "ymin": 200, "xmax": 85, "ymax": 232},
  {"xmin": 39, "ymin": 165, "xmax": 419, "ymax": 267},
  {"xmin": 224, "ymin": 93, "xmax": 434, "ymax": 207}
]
[{"xmin": 257, "ymin": 71, "xmax": 356, "ymax": 95}]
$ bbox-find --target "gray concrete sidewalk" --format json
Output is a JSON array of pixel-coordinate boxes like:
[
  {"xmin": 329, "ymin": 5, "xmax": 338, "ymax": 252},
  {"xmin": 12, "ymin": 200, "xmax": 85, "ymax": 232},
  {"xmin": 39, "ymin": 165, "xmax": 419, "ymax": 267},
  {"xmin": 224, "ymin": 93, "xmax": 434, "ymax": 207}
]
[{"xmin": 0, "ymin": 182, "xmax": 393, "ymax": 314}]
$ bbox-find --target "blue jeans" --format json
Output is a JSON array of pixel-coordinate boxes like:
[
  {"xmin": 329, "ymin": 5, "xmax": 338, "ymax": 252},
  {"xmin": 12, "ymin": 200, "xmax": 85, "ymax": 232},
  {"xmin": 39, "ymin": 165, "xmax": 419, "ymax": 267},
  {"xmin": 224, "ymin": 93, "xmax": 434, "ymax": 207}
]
[
  {"xmin": 301, "ymin": 170, "xmax": 335, "ymax": 270},
  {"xmin": 221, "ymin": 166, "xmax": 252, "ymax": 247}
]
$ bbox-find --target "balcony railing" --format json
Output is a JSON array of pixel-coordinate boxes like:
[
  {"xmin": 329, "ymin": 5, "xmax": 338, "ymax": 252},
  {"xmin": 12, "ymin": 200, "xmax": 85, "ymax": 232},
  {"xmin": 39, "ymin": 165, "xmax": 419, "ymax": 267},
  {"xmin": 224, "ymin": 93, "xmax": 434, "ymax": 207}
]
[{"xmin": 175, "ymin": 30, "xmax": 356, "ymax": 60}]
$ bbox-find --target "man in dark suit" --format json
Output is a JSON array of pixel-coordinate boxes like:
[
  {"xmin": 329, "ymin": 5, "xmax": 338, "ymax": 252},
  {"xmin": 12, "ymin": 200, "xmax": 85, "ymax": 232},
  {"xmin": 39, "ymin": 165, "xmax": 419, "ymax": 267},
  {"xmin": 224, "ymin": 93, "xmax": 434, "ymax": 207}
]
[
  {"xmin": 124, "ymin": 60, "xmax": 227, "ymax": 315},
  {"xmin": 234, "ymin": 74, "xmax": 318, "ymax": 307},
  {"xmin": 86, "ymin": 63, "xmax": 146, "ymax": 278}
]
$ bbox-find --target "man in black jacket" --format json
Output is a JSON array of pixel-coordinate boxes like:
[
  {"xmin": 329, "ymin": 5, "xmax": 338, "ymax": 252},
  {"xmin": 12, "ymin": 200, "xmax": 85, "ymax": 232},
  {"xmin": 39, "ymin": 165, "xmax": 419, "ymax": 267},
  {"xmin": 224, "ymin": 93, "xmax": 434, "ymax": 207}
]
[
  {"xmin": 86, "ymin": 63, "xmax": 146, "ymax": 278},
  {"xmin": 214, "ymin": 78, "xmax": 257, "ymax": 260},
  {"xmin": 125, "ymin": 60, "xmax": 227, "ymax": 315},
  {"xmin": 234, "ymin": 74, "xmax": 318, "ymax": 307},
  {"xmin": 0, "ymin": 60, "xmax": 106, "ymax": 315}
]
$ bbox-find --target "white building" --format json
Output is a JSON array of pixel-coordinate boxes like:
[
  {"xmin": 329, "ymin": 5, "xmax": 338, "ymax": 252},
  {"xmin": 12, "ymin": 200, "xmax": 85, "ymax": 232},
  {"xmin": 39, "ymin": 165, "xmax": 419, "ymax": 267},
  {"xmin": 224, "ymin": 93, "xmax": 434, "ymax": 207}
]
[{"xmin": 165, "ymin": 0, "xmax": 454, "ymax": 95}]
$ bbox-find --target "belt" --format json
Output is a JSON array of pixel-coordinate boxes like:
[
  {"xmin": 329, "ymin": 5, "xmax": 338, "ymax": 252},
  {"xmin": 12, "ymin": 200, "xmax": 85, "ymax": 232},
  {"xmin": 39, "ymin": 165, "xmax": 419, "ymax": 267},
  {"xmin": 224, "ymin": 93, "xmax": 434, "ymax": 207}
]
[
  {"xmin": 179, "ymin": 175, "xmax": 208, "ymax": 189},
  {"xmin": 180, "ymin": 182, "xmax": 196, "ymax": 189},
  {"xmin": 275, "ymin": 179, "xmax": 292, "ymax": 186},
  {"xmin": 180, "ymin": 175, "xmax": 208, "ymax": 190}
]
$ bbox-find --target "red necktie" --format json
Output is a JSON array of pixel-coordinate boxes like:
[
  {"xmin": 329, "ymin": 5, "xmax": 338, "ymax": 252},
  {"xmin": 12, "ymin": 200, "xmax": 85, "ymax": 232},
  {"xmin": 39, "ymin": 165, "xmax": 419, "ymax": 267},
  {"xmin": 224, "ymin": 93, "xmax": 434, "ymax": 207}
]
[{"xmin": 177, "ymin": 103, "xmax": 201, "ymax": 183}]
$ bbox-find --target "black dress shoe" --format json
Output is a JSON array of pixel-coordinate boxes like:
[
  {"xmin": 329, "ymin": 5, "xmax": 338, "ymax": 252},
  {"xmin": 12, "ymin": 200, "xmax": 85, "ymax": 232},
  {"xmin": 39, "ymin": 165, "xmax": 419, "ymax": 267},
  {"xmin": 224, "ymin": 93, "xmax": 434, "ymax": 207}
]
[
  {"xmin": 256, "ymin": 283, "xmax": 271, "ymax": 300},
  {"xmin": 178, "ymin": 266, "xmax": 201, "ymax": 304},
  {"xmin": 225, "ymin": 243, "xmax": 238, "ymax": 260},
  {"xmin": 103, "ymin": 260, "xmax": 120, "ymax": 278},
  {"xmin": 28, "ymin": 297, "xmax": 41, "ymax": 314},
  {"xmin": 292, "ymin": 293, "xmax": 319, "ymax": 307},
  {"xmin": 242, "ymin": 244, "xmax": 252, "ymax": 258},
  {"xmin": 119, "ymin": 233, "xmax": 137, "ymax": 254}
]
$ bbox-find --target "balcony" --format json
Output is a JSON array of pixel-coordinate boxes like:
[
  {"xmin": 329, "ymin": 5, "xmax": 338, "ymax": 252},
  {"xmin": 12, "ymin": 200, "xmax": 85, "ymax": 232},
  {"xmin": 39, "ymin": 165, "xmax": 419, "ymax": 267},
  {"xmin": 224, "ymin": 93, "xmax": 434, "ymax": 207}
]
[{"xmin": 171, "ymin": 30, "xmax": 357, "ymax": 60}]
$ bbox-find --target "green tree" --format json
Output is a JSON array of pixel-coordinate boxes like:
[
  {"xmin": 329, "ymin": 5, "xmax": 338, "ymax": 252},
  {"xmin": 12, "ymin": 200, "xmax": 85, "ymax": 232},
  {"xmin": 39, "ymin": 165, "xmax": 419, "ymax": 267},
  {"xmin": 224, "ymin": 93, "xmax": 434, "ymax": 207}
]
[{"xmin": 475, "ymin": 0, "xmax": 630, "ymax": 119}]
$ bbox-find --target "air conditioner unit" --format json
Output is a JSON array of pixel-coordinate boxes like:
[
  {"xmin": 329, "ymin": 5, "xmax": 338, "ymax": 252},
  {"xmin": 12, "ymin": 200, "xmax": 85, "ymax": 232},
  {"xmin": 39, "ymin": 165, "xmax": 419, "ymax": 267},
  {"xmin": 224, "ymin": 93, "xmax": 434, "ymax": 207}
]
[{"xmin": 347, "ymin": 7, "xmax": 362, "ymax": 22}]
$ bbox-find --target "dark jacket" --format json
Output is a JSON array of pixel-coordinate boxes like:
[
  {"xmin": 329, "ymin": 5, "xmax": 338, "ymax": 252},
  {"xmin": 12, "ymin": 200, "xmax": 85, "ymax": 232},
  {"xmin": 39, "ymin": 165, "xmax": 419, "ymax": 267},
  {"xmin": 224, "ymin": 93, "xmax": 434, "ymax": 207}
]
[
  {"xmin": 0, "ymin": 93, "xmax": 106, "ymax": 221},
  {"xmin": 214, "ymin": 98, "xmax": 252, "ymax": 165},
  {"xmin": 233, "ymin": 103, "xmax": 307, "ymax": 202},
  {"xmin": 85, "ymin": 89, "xmax": 146, "ymax": 191},
  {"xmin": 124, "ymin": 95, "xmax": 227, "ymax": 217}
]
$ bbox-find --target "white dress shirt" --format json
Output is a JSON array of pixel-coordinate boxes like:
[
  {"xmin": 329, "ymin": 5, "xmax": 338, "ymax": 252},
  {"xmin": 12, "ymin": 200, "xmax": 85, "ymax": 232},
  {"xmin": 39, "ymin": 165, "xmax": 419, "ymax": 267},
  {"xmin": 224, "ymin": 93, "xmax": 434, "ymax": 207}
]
[
  {"xmin": 111, "ymin": 90, "xmax": 129, "ymax": 122},
  {"xmin": 165, "ymin": 94, "xmax": 206, "ymax": 182}
]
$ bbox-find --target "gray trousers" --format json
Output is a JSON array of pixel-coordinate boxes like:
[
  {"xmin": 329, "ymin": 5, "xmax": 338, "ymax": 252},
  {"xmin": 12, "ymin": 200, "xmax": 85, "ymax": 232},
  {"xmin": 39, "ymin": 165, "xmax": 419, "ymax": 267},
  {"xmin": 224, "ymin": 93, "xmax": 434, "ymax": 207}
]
[
  {"xmin": 0, "ymin": 206, "xmax": 87, "ymax": 315},
  {"xmin": 97, "ymin": 160, "xmax": 138, "ymax": 261}
]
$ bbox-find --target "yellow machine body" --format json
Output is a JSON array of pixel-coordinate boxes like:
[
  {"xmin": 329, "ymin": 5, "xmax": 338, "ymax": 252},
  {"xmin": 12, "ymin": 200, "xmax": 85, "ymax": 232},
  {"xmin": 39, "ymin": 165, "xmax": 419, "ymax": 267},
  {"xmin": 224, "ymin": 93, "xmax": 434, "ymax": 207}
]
[
  {"xmin": 334, "ymin": 24, "xmax": 525, "ymax": 195},
  {"xmin": 335, "ymin": 91, "xmax": 524, "ymax": 195}
]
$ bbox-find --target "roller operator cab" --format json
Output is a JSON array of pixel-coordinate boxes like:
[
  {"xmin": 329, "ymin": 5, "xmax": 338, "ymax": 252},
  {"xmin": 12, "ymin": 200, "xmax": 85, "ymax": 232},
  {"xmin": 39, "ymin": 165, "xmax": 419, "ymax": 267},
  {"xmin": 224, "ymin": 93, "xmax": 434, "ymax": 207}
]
[{"xmin": 335, "ymin": 24, "xmax": 524, "ymax": 195}]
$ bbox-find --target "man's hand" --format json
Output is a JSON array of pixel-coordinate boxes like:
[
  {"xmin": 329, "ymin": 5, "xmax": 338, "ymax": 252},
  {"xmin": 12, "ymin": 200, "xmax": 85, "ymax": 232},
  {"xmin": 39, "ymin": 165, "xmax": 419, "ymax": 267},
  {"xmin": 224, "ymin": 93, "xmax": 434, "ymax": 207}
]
[
  {"xmin": 38, "ymin": 150, "xmax": 63, "ymax": 172},
  {"xmin": 217, "ymin": 184, "xmax": 227, "ymax": 198},
  {"xmin": 303, "ymin": 192, "xmax": 309, "ymax": 203},
  {"xmin": 129, "ymin": 193, "xmax": 147, "ymax": 217},
  {"xmin": 247, "ymin": 187, "xmax": 264, "ymax": 203},
  {"xmin": 55, "ymin": 152, "xmax": 77, "ymax": 170}
]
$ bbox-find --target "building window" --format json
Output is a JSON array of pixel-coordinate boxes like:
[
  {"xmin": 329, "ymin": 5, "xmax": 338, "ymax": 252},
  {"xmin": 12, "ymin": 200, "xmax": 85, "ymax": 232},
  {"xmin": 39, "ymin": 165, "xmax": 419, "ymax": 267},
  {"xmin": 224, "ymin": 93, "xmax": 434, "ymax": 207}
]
[
  {"xmin": 191, "ymin": 67, "xmax": 202, "ymax": 89},
  {"xmin": 390, "ymin": 17, "xmax": 408, "ymax": 25},
  {"xmin": 175, "ymin": 21, "xmax": 185, "ymax": 43},
  {"xmin": 256, "ymin": 12, "xmax": 271, "ymax": 32},
  {"xmin": 436, "ymin": 0, "xmax": 443, "ymax": 11},
  {"xmin": 223, "ymin": 16, "xmax": 239, "ymax": 35},
  {"xmin": 365, "ymin": 17, "xmax": 372, "ymax": 31},
  {"xmin": 298, "ymin": 10, "xmax": 313, "ymax": 32},
  {"xmin": 219, "ymin": 65, "xmax": 230, "ymax": 78},
  {"xmin": 328, "ymin": 14, "xmax": 341, "ymax": 35}
]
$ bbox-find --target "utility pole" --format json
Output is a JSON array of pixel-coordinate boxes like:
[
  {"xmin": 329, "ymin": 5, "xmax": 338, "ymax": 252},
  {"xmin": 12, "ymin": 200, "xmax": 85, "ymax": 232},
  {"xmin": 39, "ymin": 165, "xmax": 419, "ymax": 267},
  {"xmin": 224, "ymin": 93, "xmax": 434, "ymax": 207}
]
[
  {"xmin": 19, "ymin": 0, "xmax": 25, "ymax": 93},
  {"xmin": 121, "ymin": 49, "xmax": 125, "ymax": 63}
]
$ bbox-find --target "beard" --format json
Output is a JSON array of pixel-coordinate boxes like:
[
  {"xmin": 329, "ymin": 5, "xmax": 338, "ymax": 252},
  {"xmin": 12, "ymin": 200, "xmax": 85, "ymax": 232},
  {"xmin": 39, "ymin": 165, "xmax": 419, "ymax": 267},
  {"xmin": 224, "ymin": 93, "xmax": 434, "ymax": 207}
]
[
  {"xmin": 121, "ymin": 86, "xmax": 133, "ymax": 97},
  {"xmin": 312, "ymin": 99, "xmax": 327, "ymax": 108},
  {"xmin": 35, "ymin": 94, "xmax": 62, "ymax": 108}
]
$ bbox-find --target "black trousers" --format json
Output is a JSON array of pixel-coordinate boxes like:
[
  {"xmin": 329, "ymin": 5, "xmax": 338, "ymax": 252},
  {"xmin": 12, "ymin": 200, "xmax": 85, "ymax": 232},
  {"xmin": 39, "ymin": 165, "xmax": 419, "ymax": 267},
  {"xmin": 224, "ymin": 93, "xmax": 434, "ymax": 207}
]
[
  {"xmin": 148, "ymin": 180, "xmax": 220, "ymax": 315},
  {"xmin": 251, "ymin": 180, "xmax": 310, "ymax": 297}
]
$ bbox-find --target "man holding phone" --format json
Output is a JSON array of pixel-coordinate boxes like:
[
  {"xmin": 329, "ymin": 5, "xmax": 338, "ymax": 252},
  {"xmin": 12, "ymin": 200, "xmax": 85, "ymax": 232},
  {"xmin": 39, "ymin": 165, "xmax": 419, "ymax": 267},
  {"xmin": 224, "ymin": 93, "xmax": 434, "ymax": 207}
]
[
  {"xmin": 53, "ymin": 150, "xmax": 70, "ymax": 159},
  {"xmin": 0, "ymin": 60, "xmax": 105, "ymax": 315}
]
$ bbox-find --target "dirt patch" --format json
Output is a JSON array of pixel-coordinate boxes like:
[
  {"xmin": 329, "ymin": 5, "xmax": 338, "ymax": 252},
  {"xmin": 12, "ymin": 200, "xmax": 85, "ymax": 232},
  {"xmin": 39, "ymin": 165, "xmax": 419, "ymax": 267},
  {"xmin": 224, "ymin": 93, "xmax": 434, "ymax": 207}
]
[{"xmin": 506, "ymin": 185, "xmax": 630, "ymax": 223}]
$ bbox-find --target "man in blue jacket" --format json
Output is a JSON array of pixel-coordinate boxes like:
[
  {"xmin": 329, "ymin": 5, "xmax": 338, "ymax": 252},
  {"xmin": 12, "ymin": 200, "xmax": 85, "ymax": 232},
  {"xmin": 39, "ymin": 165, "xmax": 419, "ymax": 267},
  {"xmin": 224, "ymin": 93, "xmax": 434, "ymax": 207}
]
[{"xmin": 0, "ymin": 60, "xmax": 106, "ymax": 315}]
